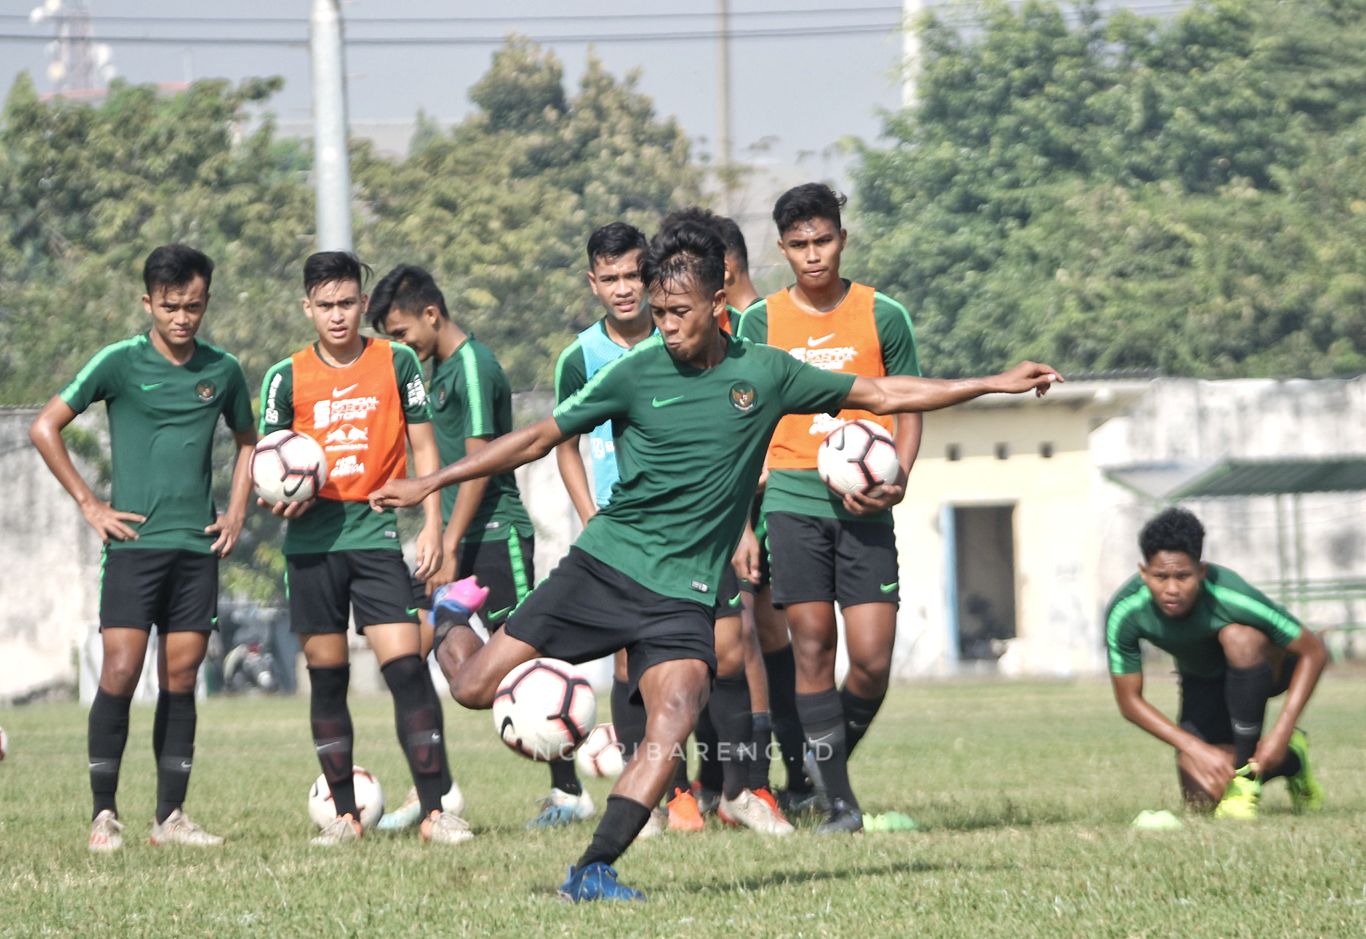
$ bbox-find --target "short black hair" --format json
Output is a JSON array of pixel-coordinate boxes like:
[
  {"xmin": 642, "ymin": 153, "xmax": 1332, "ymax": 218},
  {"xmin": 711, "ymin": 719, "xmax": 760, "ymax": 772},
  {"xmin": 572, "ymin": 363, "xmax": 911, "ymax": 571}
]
[
  {"xmin": 367, "ymin": 265, "xmax": 449, "ymax": 332},
  {"xmin": 586, "ymin": 222, "xmax": 648, "ymax": 268},
  {"xmin": 1139, "ymin": 507, "xmax": 1205, "ymax": 562},
  {"xmin": 659, "ymin": 207, "xmax": 748, "ymax": 271},
  {"xmin": 143, "ymin": 244, "xmax": 214, "ymax": 294},
  {"xmin": 303, "ymin": 251, "xmax": 371, "ymax": 295},
  {"xmin": 773, "ymin": 182, "xmax": 846, "ymax": 234},
  {"xmin": 642, "ymin": 221, "xmax": 726, "ymax": 297}
]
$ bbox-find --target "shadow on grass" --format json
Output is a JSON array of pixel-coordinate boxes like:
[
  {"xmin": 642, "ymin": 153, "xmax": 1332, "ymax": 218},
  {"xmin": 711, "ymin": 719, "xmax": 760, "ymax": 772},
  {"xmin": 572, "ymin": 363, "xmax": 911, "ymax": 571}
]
[{"xmin": 694, "ymin": 858, "xmax": 1015, "ymax": 894}]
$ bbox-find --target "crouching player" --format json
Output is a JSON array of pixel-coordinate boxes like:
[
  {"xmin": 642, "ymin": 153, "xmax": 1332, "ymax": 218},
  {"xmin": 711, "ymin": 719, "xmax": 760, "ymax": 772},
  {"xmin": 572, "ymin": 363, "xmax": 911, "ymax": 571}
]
[
  {"xmin": 260, "ymin": 251, "xmax": 466, "ymax": 845},
  {"xmin": 1105, "ymin": 507, "xmax": 1327, "ymax": 818},
  {"xmin": 369, "ymin": 221, "xmax": 1059, "ymax": 900}
]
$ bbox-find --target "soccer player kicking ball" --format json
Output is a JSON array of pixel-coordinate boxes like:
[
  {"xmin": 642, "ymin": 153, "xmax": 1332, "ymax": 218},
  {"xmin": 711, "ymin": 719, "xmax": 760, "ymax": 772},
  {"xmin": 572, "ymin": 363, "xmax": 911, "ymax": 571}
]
[
  {"xmin": 259, "ymin": 252, "xmax": 466, "ymax": 846},
  {"xmin": 369, "ymin": 221, "xmax": 1059, "ymax": 901},
  {"xmin": 365, "ymin": 264, "xmax": 577, "ymax": 831},
  {"xmin": 736, "ymin": 183, "xmax": 923, "ymax": 833},
  {"xmin": 1106, "ymin": 508, "xmax": 1327, "ymax": 819},
  {"xmin": 30, "ymin": 245, "xmax": 256, "ymax": 852}
]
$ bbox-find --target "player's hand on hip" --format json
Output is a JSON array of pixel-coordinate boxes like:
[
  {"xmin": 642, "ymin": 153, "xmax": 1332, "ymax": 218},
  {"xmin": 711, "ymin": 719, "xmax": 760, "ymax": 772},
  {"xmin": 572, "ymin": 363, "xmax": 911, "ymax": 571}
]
[
  {"xmin": 995, "ymin": 361, "xmax": 1063, "ymax": 397},
  {"xmin": 732, "ymin": 528, "xmax": 761, "ymax": 583},
  {"xmin": 843, "ymin": 482, "xmax": 905, "ymax": 516},
  {"xmin": 81, "ymin": 500, "xmax": 144, "ymax": 543},
  {"xmin": 368, "ymin": 477, "xmax": 428, "ymax": 510},
  {"xmin": 205, "ymin": 511, "xmax": 246, "ymax": 557},
  {"xmin": 259, "ymin": 496, "xmax": 315, "ymax": 519}
]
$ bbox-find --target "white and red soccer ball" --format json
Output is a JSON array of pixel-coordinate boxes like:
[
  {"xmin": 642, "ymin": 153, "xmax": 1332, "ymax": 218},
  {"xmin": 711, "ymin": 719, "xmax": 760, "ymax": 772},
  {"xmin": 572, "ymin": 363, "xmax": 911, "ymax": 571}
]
[
  {"xmin": 0, "ymin": 725, "xmax": 8, "ymax": 762},
  {"xmin": 492, "ymin": 658, "xmax": 596, "ymax": 762},
  {"xmin": 817, "ymin": 419, "xmax": 900, "ymax": 496},
  {"xmin": 307, "ymin": 766, "xmax": 384, "ymax": 830},
  {"xmin": 575, "ymin": 722, "xmax": 625, "ymax": 778},
  {"xmin": 252, "ymin": 429, "xmax": 327, "ymax": 504}
]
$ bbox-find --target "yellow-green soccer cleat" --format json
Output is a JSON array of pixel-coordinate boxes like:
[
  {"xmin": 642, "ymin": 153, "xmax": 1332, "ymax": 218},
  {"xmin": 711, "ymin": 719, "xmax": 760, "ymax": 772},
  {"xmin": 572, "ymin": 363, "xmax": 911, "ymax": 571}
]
[
  {"xmin": 1214, "ymin": 768, "xmax": 1261, "ymax": 821},
  {"xmin": 1285, "ymin": 729, "xmax": 1324, "ymax": 814}
]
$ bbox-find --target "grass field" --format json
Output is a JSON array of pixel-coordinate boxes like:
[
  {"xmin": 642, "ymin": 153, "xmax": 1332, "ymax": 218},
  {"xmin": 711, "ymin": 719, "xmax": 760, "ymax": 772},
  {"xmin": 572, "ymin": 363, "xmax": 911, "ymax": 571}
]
[{"xmin": 2, "ymin": 673, "xmax": 1364, "ymax": 937}]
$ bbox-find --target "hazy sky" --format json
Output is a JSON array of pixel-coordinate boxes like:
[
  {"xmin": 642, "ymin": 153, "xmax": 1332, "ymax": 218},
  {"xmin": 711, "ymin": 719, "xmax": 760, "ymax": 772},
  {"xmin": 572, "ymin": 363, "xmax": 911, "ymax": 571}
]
[{"xmin": 1, "ymin": 0, "xmax": 912, "ymax": 196}]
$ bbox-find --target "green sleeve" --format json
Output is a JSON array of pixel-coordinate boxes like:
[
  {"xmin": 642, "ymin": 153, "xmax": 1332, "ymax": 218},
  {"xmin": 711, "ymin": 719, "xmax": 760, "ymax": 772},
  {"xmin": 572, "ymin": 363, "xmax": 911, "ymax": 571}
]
[
  {"xmin": 873, "ymin": 292, "xmax": 921, "ymax": 377},
  {"xmin": 1105, "ymin": 590, "xmax": 1148, "ymax": 675},
  {"xmin": 59, "ymin": 341, "xmax": 130, "ymax": 413},
  {"xmin": 1206, "ymin": 574, "xmax": 1303, "ymax": 646},
  {"xmin": 259, "ymin": 359, "xmax": 294, "ymax": 434},
  {"xmin": 457, "ymin": 342, "xmax": 502, "ymax": 439},
  {"xmin": 392, "ymin": 342, "xmax": 431, "ymax": 424},
  {"xmin": 735, "ymin": 301, "xmax": 769, "ymax": 344},
  {"xmin": 552, "ymin": 350, "xmax": 631, "ymax": 436},
  {"xmin": 222, "ymin": 356, "xmax": 255, "ymax": 433},
  {"xmin": 554, "ymin": 340, "xmax": 587, "ymax": 405},
  {"xmin": 773, "ymin": 346, "xmax": 857, "ymax": 415}
]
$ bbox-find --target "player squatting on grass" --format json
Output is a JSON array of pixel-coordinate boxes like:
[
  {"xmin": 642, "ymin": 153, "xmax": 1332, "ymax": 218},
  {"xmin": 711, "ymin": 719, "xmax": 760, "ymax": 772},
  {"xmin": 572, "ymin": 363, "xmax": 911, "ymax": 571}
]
[
  {"xmin": 368, "ymin": 218, "xmax": 1061, "ymax": 901},
  {"xmin": 1106, "ymin": 507, "xmax": 1327, "ymax": 820},
  {"xmin": 29, "ymin": 244, "xmax": 257, "ymax": 852}
]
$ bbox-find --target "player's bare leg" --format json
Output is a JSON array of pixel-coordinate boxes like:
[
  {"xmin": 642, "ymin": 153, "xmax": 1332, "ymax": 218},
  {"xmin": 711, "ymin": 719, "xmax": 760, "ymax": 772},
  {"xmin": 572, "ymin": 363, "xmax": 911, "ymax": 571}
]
[{"xmin": 841, "ymin": 601, "xmax": 896, "ymax": 754}]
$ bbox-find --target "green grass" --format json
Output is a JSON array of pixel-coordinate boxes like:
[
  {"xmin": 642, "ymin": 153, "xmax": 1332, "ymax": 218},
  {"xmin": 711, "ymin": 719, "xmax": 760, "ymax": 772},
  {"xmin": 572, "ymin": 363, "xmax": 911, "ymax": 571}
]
[{"xmin": 2, "ymin": 674, "xmax": 1364, "ymax": 937}]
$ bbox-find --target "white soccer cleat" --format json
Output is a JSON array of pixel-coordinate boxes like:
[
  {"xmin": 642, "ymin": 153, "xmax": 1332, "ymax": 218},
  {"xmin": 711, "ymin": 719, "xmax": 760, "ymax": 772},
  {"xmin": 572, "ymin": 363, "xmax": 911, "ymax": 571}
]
[
  {"xmin": 149, "ymin": 809, "xmax": 224, "ymax": 847},
  {"xmin": 420, "ymin": 810, "xmax": 474, "ymax": 846},
  {"xmin": 526, "ymin": 787, "xmax": 595, "ymax": 829},
  {"xmin": 310, "ymin": 813, "xmax": 362, "ymax": 846},
  {"xmin": 88, "ymin": 809, "xmax": 124, "ymax": 853},
  {"xmin": 635, "ymin": 807, "xmax": 667, "ymax": 840},
  {"xmin": 718, "ymin": 789, "xmax": 795, "ymax": 836}
]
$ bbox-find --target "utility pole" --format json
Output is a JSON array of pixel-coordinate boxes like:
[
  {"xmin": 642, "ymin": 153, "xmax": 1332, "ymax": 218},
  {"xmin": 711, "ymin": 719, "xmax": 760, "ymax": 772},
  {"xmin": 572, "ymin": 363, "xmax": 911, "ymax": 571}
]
[
  {"xmin": 310, "ymin": 0, "xmax": 353, "ymax": 252},
  {"xmin": 717, "ymin": 0, "xmax": 735, "ymax": 216},
  {"xmin": 901, "ymin": 0, "xmax": 924, "ymax": 109}
]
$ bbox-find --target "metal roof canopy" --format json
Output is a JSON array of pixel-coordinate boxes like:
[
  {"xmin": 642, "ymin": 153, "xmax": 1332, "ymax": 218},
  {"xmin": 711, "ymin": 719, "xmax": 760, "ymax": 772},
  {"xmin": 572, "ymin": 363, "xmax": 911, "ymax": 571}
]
[{"xmin": 1103, "ymin": 456, "xmax": 1366, "ymax": 609}]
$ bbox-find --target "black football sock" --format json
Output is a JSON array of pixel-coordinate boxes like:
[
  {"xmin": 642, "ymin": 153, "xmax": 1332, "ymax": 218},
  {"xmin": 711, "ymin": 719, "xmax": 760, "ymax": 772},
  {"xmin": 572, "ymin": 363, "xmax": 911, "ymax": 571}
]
[
  {"xmin": 381, "ymin": 655, "xmax": 449, "ymax": 816},
  {"xmin": 308, "ymin": 664, "xmax": 357, "ymax": 819},
  {"xmin": 155, "ymin": 692, "xmax": 197, "ymax": 824},
  {"xmin": 550, "ymin": 758, "xmax": 583, "ymax": 797},
  {"xmin": 432, "ymin": 689, "xmax": 453, "ymax": 794},
  {"xmin": 88, "ymin": 688, "xmax": 132, "ymax": 820},
  {"xmin": 708, "ymin": 674, "xmax": 751, "ymax": 800},
  {"xmin": 610, "ymin": 676, "xmax": 647, "ymax": 764},
  {"xmin": 669, "ymin": 755, "xmax": 690, "ymax": 795},
  {"xmin": 576, "ymin": 795, "xmax": 652, "ymax": 869},
  {"xmin": 1263, "ymin": 749, "xmax": 1302, "ymax": 781},
  {"xmin": 1225, "ymin": 663, "xmax": 1274, "ymax": 770},
  {"xmin": 152, "ymin": 689, "xmax": 169, "ymax": 762},
  {"xmin": 796, "ymin": 688, "xmax": 858, "ymax": 810},
  {"xmin": 749, "ymin": 712, "xmax": 774, "ymax": 791},
  {"xmin": 840, "ymin": 687, "xmax": 885, "ymax": 757},
  {"xmin": 764, "ymin": 645, "xmax": 809, "ymax": 792},
  {"xmin": 694, "ymin": 701, "xmax": 724, "ymax": 793}
]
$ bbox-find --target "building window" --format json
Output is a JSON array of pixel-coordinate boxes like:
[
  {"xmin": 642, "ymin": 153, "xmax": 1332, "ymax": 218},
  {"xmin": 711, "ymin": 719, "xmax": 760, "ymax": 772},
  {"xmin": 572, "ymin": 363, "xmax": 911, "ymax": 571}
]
[
  {"xmin": 946, "ymin": 444, "xmax": 961, "ymax": 462},
  {"xmin": 1040, "ymin": 442, "xmax": 1054, "ymax": 459},
  {"xmin": 995, "ymin": 443, "xmax": 1009, "ymax": 460}
]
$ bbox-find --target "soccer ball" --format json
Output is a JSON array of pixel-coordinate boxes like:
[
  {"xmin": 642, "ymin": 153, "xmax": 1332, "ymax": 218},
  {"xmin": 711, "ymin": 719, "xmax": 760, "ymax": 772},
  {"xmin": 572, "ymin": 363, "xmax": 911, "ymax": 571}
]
[
  {"xmin": 492, "ymin": 658, "xmax": 596, "ymax": 761},
  {"xmin": 0, "ymin": 725, "xmax": 8, "ymax": 762},
  {"xmin": 307, "ymin": 766, "xmax": 384, "ymax": 830},
  {"xmin": 575, "ymin": 722, "xmax": 625, "ymax": 778},
  {"xmin": 252, "ymin": 429, "xmax": 327, "ymax": 504},
  {"xmin": 817, "ymin": 419, "xmax": 900, "ymax": 496}
]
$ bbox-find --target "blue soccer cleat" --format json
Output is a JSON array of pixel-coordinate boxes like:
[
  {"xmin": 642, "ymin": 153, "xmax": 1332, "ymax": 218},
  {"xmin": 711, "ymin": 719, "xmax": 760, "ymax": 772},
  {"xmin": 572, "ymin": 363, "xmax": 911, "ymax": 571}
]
[
  {"xmin": 432, "ymin": 576, "xmax": 489, "ymax": 622},
  {"xmin": 558, "ymin": 862, "xmax": 646, "ymax": 902}
]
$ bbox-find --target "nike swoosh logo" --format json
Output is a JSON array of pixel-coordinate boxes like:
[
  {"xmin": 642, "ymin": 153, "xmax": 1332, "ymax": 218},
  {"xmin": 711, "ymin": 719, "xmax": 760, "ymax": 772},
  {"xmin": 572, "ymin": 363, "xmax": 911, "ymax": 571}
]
[
  {"xmin": 651, "ymin": 395, "xmax": 686, "ymax": 408},
  {"xmin": 728, "ymin": 593, "xmax": 741, "ymax": 606},
  {"xmin": 139, "ymin": 382, "xmax": 164, "ymax": 391},
  {"xmin": 179, "ymin": 760, "xmax": 193, "ymax": 770},
  {"xmin": 808, "ymin": 333, "xmax": 836, "ymax": 346},
  {"xmin": 405, "ymin": 607, "xmax": 420, "ymax": 616},
  {"xmin": 314, "ymin": 740, "xmax": 348, "ymax": 754},
  {"xmin": 879, "ymin": 582, "xmax": 898, "ymax": 593},
  {"xmin": 333, "ymin": 383, "xmax": 358, "ymax": 397},
  {"xmin": 1231, "ymin": 721, "xmax": 1261, "ymax": 735},
  {"xmin": 487, "ymin": 606, "xmax": 512, "ymax": 620}
]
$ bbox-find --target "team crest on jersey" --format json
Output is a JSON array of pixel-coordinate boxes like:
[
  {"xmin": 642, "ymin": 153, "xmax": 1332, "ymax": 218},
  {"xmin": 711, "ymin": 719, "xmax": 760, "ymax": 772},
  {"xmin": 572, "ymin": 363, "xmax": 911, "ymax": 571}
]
[
  {"xmin": 729, "ymin": 381, "xmax": 757, "ymax": 413},
  {"xmin": 195, "ymin": 380, "xmax": 216, "ymax": 402},
  {"xmin": 437, "ymin": 385, "xmax": 448, "ymax": 408}
]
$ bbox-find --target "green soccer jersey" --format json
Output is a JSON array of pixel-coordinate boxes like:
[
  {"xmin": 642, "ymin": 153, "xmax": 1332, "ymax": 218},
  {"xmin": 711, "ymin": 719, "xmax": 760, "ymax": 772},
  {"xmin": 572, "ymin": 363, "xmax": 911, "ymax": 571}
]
[
  {"xmin": 428, "ymin": 337, "xmax": 532, "ymax": 543},
  {"xmin": 736, "ymin": 285, "xmax": 921, "ymax": 523},
  {"xmin": 59, "ymin": 333, "xmax": 254, "ymax": 553},
  {"xmin": 1104, "ymin": 564, "xmax": 1303, "ymax": 679},
  {"xmin": 552, "ymin": 334, "xmax": 854, "ymax": 604},
  {"xmin": 259, "ymin": 340, "xmax": 430, "ymax": 555}
]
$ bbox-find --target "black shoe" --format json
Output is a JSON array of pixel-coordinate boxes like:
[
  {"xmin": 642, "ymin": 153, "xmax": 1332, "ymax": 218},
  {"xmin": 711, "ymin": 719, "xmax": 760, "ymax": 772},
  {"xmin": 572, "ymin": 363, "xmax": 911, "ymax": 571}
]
[
  {"xmin": 801, "ymin": 750, "xmax": 828, "ymax": 799},
  {"xmin": 776, "ymin": 787, "xmax": 825, "ymax": 818},
  {"xmin": 815, "ymin": 798, "xmax": 863, "ymax": 835}
]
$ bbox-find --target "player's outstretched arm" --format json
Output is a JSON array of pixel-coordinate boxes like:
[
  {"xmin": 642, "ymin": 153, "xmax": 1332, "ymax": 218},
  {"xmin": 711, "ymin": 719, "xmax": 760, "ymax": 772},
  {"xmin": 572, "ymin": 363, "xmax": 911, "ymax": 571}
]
[
  {"xmin": 370, "ymin": 416, "xmax": 569, "ymax": 511},
  {"xmin": 206, "ymin": 428, "xmax": 258, "ymax": 557},
  {"xmin": 843, "ymin": 361, "xmax": 1062, "ymax": 415},
  {"xmin": 29, "ymin": 396, "xmax": 146, "ymax": 543},
  {"xmin": 1111, "ymin": 672, "xmax": 1233, "ymax": 798},
  {"xmin": 1251, "ymin": 628, "xmax": 1328, "ymax": 773}
]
